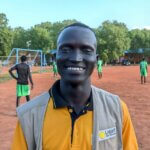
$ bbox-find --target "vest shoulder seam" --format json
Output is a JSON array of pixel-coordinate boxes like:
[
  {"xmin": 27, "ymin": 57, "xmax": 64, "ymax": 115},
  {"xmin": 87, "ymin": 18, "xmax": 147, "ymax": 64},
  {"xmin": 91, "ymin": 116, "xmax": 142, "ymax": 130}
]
[{"xmin": 17, "ymin": 92, "xmax": 50, "ymax": 116}]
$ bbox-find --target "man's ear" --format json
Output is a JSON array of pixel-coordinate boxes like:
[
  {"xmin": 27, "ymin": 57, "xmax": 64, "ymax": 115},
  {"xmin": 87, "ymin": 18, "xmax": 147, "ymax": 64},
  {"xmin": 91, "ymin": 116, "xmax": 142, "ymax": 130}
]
[
  {"xmin": 94, "ymin": 55, "xmax": 97, "ymax": 67},
  {"xmin": 96, "ymin": 54, "xmax": 99, "ymax": 59}
]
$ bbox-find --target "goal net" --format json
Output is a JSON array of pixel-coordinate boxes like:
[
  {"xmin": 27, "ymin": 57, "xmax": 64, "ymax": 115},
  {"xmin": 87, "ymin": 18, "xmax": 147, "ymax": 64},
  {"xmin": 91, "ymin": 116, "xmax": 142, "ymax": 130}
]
[{"xmin": 0, "ymin": 48, "xmax": 43, "ymax": 74}]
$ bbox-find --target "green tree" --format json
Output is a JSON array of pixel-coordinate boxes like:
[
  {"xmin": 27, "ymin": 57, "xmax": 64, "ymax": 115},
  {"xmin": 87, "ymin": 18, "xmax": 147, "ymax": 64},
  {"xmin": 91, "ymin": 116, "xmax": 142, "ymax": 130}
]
[
  {"xmin": 28, "ymin": 26, "xmax": 52, "ymax": 52},
  {"xmin": 101, "ymin": 50, "xmax": 109, "ymax": 65},
  {"xmin": 0, "ymin": 13, "xmax": 12, "ymax": 56},
  {"xmin": 129, "ymin": 29, "xmax": 150, "ymax": 50},
  {"xmin": 143, "ymin": 29, "xmax": 150, "ymax": 48},
  {"xmin": 129, "ymin": 29, "xmax": 144, "ymax": 50},
  {"xmin": 96, "ymin": 20, "xmax": 130, "ymax": 63},
  {"xmin": 35, "ymin": 22, "xmax": 53, "ymax": 32},
  {"xmin": 0, "ymin": 13, "xmax": 8, "ymax": 27},
  {"xmin": 33, "ymin": 20, "xmax": 77, "ymax": 50},
  {"xmin": 12, "ymin": 27, "xmax": 28, "ymax": 49}
]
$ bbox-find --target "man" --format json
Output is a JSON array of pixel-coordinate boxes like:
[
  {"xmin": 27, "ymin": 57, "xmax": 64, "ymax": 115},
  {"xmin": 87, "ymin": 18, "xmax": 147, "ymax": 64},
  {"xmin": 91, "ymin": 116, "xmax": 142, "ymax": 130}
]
[
  {"xmin": 9, "ymin": 55, "xmax": 33, "ymax": 108},
  {"xmin": 11, "ymin": 23, "xmax": 138, "ymax": 150},
  {"xmin": 97, "ymin": 56, "xmax": 103, "ymax": 79},
  {"xmin": 52, "ymin": 60, "xmax": 58, "ymax": 78},
  {"xmin": 140, "ymin": 57, "xmax": 148, "ymax": 84}
]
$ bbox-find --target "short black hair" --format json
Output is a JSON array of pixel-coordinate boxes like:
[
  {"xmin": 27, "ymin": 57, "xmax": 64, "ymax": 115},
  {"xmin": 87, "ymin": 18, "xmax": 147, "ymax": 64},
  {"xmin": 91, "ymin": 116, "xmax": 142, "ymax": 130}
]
[
  {"xmin": 58, "ymin": 22, "xmax": 96, "ymax": 37},
  {"xmin": 64, "ymin": 22, "xmax": 94, "ymax": 32},
  {"xmin": 21, "ymin": 55, "xmax": 27, "ymax": 62}
]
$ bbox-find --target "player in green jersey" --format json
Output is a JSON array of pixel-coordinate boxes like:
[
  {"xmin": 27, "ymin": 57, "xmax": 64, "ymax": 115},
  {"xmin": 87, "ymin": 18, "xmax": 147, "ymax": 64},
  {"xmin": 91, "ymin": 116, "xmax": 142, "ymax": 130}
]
[
  {"xmin": 52, "ymin": 61, "xmax": 58, "ymax": 78},
  {"xmin": 140, "ymin": 57, "xmax": 148, "ymax": 84},
  {"xmin": 97, "ymin": 56, "xmax": 103, "ymax": 79}
]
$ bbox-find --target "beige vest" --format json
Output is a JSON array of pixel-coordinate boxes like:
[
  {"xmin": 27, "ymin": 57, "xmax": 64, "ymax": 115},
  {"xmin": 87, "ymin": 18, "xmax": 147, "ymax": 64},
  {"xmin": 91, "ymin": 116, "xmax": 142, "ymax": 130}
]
[{"xmin": 17, "ymin": 85, "xmax": 123, "ymax": 150}]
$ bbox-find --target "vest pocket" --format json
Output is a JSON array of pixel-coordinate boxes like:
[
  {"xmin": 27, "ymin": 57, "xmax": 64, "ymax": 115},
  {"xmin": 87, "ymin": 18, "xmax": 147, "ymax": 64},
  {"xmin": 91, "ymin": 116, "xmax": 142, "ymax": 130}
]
[
  {"xmin": 98, "ymin": 135, "xmax": 117, "ymax": 149},
  {"xmin": 98, "ymin": 126, "xmax": 117, "ymax": 149}
]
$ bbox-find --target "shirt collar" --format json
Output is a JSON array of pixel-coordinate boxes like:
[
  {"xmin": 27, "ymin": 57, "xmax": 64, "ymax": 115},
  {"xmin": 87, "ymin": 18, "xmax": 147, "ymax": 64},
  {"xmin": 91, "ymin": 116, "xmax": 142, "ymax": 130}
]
[{"xmin": 49, "ymin": 80, "xmax": 93, "ymax": 111}]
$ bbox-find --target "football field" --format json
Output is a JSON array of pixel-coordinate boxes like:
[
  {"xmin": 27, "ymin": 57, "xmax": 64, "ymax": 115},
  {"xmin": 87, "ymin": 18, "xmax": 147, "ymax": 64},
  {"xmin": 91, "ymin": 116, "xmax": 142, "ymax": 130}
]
[{"xmin": 0, "ymin": 66, "xmax": 149, "ymax": 150}]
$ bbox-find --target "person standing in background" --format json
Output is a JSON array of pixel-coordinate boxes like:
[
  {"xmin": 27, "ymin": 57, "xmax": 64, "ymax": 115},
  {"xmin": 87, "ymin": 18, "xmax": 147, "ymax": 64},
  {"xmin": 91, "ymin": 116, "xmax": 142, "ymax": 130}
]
[
  {"xmin": 140, "ymin": 57, "xmax": 148, "ymax": 84},
  {"xmin": 97, "ymin": 56, "xmax": 103, "ymax": 79},
  {"xmin": 52, "ymin": 60, "xmax": 58, "ymax": 78},
  {"xmin": 9, "ymin": 55, "xmax": 34, "ymax": 107}
]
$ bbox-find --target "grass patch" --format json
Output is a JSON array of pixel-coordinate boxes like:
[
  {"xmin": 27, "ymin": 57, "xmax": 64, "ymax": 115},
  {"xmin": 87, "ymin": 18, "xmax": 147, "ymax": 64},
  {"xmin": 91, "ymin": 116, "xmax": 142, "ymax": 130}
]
[
  {"xmin": 0, "ymin": 74, "xmax": 12, "ymax": 83},
  {"xmin": 31, "ymin": 68, "xmax": 52, "ymax": 74}
]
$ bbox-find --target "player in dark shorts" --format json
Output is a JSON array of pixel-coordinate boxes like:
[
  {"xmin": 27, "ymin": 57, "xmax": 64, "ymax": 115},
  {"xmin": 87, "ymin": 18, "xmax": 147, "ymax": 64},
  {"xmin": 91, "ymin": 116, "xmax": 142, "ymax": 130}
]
[{"xmin": 9, "ymin": 55, "xmax": 34, "ymax": 107}]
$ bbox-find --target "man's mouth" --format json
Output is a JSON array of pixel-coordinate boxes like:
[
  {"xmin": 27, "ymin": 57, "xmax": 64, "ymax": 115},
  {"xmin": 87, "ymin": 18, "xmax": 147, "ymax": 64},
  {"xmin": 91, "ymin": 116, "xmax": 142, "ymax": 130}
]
[{"xmin": 65, "ymin": 66, "xmax": 85, "ymax": 71}]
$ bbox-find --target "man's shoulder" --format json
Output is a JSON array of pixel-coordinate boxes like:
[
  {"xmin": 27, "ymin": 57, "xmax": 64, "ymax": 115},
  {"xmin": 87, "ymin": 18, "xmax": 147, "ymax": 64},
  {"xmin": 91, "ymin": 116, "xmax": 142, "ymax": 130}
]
[
  {"xmin": 91, "ymin": 85, "xmax": 121, "ymax": 108},
  {"xmin": 18, "ymin": 63, "xmax": 29, "ymax": 68},
  {"xmin": 91, "ymin": 85, "xmax": 122, "ymax": 119},
  {"xmin": 91, "ymin": 85, "xmax": 118, "ymax": 98},
  {"xmin": 17, "ymin": 92, "xmax": 50, "ymax": 116},
  {"xmin": 9, "ymin": 64, "xmax": 17, "ymax": 70}
]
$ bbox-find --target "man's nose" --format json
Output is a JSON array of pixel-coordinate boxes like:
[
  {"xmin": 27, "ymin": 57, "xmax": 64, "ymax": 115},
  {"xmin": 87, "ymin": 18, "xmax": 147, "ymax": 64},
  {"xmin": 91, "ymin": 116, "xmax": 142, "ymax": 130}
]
[{"xmin": 69, "ymin": 50, "xmax": 83, "ymax": 62}]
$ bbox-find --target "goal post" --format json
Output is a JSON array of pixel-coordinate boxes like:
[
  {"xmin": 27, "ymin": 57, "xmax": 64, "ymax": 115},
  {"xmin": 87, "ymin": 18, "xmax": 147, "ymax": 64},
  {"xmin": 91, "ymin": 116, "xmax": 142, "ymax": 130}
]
[
  {"xmin": 4, "ymin": 48, "xmax": 43, "ymax": 66},
  {"xmin": 0, "ymin": 48, "xmax": 46, "ymax": 74}
]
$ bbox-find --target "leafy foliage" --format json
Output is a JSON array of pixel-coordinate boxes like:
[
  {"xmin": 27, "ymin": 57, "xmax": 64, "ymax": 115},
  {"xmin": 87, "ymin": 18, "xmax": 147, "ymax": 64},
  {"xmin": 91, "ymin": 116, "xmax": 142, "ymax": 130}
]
[
  {"xmin": 12, "ymin": 27, "xmax": 28, "ymax": 49},
  {"xmin": 96, "ymin": 20, "xmax": 130, "ymax": 63},
  {"xmin": 0, "ymin": 13, "xmax": 12, "ymax": 56},
  {"xmin": 129, "ymin": 29, "xmax": 150, "ymax": 49},
  {"xmin": 1, "ymin": 13, "xmax": 150, "ymax": 65}
]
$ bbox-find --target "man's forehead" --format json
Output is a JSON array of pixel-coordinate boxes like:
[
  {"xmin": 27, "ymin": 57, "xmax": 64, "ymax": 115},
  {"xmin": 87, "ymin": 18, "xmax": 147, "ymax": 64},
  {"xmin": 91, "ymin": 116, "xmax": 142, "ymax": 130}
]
[
  {"xmin": 57, "ymin": 26, "xmax": 97, "ymax": 48},
  {"xmin": 58, "ymin": 26, "xmax": 96, "ymax": 42}
]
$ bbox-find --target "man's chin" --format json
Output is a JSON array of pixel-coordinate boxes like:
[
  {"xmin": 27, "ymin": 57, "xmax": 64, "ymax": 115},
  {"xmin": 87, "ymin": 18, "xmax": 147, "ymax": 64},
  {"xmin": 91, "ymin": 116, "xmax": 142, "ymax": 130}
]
[{"xmin": 62, "ymin": 76, "xmax": 86, "ymax": 84}]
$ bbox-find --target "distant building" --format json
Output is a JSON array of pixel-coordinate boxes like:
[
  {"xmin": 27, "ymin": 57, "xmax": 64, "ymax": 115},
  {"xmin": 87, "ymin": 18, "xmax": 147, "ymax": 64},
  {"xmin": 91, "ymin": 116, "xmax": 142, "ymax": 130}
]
[{"xmin": 124, "ymin": 48, "xmax": 150, "ymax": 64}]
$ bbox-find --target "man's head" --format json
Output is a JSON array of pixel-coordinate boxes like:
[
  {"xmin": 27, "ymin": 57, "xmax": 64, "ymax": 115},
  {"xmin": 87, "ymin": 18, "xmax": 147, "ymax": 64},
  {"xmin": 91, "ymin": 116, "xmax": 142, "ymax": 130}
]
[
  {"xmin": 20, "ymin": 55, "xmax": 27, "ymax": 62},
  {"xmin": 56, "ymin": 23, "xmax": 97, "ymax": 84},
  {"xmin": 142, "ymin": 57, "xmax": 145, "ymax": 61}
]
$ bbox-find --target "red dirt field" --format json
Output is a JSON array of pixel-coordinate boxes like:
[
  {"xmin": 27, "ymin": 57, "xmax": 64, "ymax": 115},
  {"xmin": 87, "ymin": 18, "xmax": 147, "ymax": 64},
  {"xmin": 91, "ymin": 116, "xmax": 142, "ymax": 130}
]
[{"xmin": 0, "ymin": 66, "xmax": 150, "ymax": 150}]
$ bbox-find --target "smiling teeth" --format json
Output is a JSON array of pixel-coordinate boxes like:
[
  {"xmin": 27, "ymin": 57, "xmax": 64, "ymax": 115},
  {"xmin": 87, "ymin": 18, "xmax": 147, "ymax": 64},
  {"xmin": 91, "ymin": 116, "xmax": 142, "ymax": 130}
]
[{"xmin": 67, "ymin": 67, "xmax": 83, "ymax": 71}]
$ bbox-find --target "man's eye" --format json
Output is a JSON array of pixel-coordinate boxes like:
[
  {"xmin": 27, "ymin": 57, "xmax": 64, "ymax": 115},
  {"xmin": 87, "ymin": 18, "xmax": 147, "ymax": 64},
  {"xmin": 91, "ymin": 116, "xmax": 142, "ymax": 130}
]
[
  {"xmin": 82, "ymin": 48, "xmax": 93, "ymax": 53},
  {"xmin": 61, "ymin": 48, "xmax": 71, "ymax": 53}
]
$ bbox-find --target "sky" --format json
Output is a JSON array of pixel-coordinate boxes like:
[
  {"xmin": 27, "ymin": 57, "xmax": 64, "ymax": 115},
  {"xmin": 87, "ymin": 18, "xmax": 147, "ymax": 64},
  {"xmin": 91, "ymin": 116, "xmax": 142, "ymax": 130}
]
[{"xmin": 0, "ymin": 0, "xmax": 150, "ymax": 30}]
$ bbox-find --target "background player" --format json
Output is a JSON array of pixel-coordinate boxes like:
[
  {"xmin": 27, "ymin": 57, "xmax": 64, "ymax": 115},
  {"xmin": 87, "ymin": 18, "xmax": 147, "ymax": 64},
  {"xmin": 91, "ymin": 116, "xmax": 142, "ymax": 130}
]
[
  {"xmin": 9, "ymin": 55, "xmax": 34, "ymax": 107},
  {"xmin": 97, "ymin": 55, "xmax": 103, "ymax": 79},
  {"xmin": 140, "ymin": 57, "xmax": 148, "ymax": 84},
  {"xmin": 52, "ymin": 60, "xmax": 58, "ymax": 78}
]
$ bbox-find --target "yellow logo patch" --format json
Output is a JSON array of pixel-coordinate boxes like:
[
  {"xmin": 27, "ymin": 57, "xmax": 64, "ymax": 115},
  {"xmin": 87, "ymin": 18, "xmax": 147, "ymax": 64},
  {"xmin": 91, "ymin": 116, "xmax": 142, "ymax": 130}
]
[
  {"xmin": 98, "ymin": 127, "xmax": 116, "ymax": 141},
  {"xmin": 99, "ymin": 131, "xmax": 106, "ymax": 139}
]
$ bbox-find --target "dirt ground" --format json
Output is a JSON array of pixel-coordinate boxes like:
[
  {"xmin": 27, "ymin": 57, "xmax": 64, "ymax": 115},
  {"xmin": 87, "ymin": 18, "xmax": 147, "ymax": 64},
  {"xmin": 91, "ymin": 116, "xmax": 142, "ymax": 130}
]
[{"xmin": 0, "ymin": 66, "xmax": 150, "ymax": 150}]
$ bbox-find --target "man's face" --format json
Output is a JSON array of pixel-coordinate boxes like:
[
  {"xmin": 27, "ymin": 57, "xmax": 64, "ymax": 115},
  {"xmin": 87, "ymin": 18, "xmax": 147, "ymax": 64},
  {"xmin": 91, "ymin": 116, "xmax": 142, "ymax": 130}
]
[{"xmin": 56, "ymin": 26, "xmax": 97, "ymax": 83}]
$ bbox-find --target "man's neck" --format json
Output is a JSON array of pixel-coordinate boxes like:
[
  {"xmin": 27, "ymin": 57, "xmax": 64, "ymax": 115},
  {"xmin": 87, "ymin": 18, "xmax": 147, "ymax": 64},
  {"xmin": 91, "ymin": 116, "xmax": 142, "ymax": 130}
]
[{"xmin": 60, "ymin": 79, "xmax": 91, "ymax": 109}]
